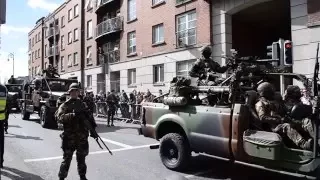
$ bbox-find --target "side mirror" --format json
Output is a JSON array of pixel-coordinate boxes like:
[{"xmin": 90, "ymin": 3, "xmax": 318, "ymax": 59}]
[{"xmin": 291, "ymin": 104, "xmax": 312, "ymax": 120}]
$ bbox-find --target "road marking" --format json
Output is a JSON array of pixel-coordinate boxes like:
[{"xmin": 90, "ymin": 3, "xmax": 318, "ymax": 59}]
[
  {"xmin": 184, "ymin": 170, "xmax": 213, "ymax": 179},
  {"xmin": 24, "ymin": 143, "xmax": 159, "ymax": 163},
  {"xmin": 100, "ymin": 137, "xmax": 133, "ymax": 148}
]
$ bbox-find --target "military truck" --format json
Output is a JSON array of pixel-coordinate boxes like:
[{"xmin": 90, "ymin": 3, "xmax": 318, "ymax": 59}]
[
  {"xmin": 20, "ymin": 76, "xmax": 78, "ymax": 128},
  {"xmin": 5, "ymin": 80, "xmax": 25, "ymax": 112},
  {"xmin": 139, "ymin": 68, "xmax": 320, "ymax": 179}
]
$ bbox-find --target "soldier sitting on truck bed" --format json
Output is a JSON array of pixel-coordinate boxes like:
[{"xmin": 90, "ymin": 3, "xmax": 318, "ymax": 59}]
[
  {"xmin": 255, "ymin": 82, "xmax": 313, "ymax": 150},
  {"xmin": 43, "ymin": 64, "xmax": 60, "ymax": 78},
  {"xmin": 189, "ymin": 45, "xmax": 231, "ymax": 86}
]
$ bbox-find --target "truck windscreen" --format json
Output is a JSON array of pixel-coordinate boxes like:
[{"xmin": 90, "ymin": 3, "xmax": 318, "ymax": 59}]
[{"xmin": 42, "ymin": 80, "xmax": 76, "ymax": 92}]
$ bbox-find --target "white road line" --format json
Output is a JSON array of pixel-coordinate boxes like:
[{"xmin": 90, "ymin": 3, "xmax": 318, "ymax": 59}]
[
  {"xmin": 24, "ymin": 143, "xmax": 159, "ymax": 163},
  {"xmin": 184, "ymin": 170, "xmax": 213, "ymax": 179},
  {"xmin": 100, "ymin": 137, "xmax": 133, "ymax": 148}
]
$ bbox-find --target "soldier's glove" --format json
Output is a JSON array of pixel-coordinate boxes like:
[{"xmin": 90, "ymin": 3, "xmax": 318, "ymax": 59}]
[{"xmin": 90, "ymin": 130, "xmax": 99, "ymax": 139}]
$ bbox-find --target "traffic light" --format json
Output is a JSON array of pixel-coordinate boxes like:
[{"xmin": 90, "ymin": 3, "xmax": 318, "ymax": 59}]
[
  {"xmin": 267, "ymin": 42, "xmax": 280, "ymax": 60},
  {"xmin": 283, "ymin": 40, "xmax": 292, "ymax": 66}
]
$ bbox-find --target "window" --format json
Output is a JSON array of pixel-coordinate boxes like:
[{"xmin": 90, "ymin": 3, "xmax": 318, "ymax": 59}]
[
  {"xmin": 152, "ymin": 24, "xmax": 164, "ymax": 44},
  {"xmin": 73, "ymin": 52, "xmax": 78, "ymax": 65},
  {"xmin": 44, "ymin": 45, "xmax": 47, "ymax": 56},
  {"xmin": 85, "ymin": 0, "xmax": 93, "ymax": 10},
  {"xmin": 32, "ymin": 52, "xmax": 34, "ymax": 62},
  {"xmin": 176, "ymin": 11, "xmax": 197, "ymax": 47},
  {"xmin": 87, "ymin": 75, "xmax": 92, "ymax": 88},
  {"xmin": 128, "ymin": 69, "xmax": 136, "ymax": 85},
  {"xmin": 35, "ymin": 34, "xmax": 37, "ymax": 42},
  {"xmin": 127, "ymin": 0, "xmax": 136, "ymax": 21},
  {"xmin": 176, "ymin": 0, "xmax": 190, "ymax": 4},
  {"xmin": 38, "ymin": 49, "xmax": 40, "ymax": 58},
  {"xmin": 61, "ymin": 16, "xmax": 65, "ymax": 27},
  {"xmin": 176, "ymin": 60, "xmax": 196, "ymax": 77},
  {"xmin": 61, "ymin": 56, "xmax": 64, "ymax": 70},
  {"xmin": 32, "ymin": 38, "xmax": 34, "ymax": 46},
  {"xmin": 153, "ymin": 0, "xmax": 164, "ymax": 5},
  {"xmin": 45, "ymin": 62, "xmax": 47, "ymax": 69},
  {"xmin": 153, "ymin": 64, "xmax": 164, "ymax": 83},
  {"xmin": 68, "ymin": 54, "xmax": 72, "ymax": 66},
  {"xmin": 127, "ymin": 31, "xmax": 136, "ymax": 54},
  {"xmin": 38, "ymin": 32, "xmax": 41, "ymax": 41},
  {"xmin": 29, "ymin": 39, "xmax": 31, "ymax": 50},
  {"xmin": 61, "ymin": 35, "xmax": 65, "ymax": 49},
  {"xmin": 86, "ymin": 46, "xmax": 92, "ymax": 64},
  {"xmin": 87, "ymin": 20, "xmax": 92, "ymax": 38},
  {"xmin": 74, "ymin": 4, "xmax": 79, "ymax": 17},
  {"xmin": 74, "ymin": 28, "xmax": 79, "ymax": 41},
  {"xmin": 68, "ymin": 9, "xmax": 73, "ymax": 21},
  {"xmin": 68, "ymin": 31, "xmax": 72, "ymax": 44}
]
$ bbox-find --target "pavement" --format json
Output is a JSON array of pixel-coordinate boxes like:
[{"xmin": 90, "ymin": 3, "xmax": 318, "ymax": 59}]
[{"xmin": 0, "ymin": 113, "xmax": 303, "ymax": 180}]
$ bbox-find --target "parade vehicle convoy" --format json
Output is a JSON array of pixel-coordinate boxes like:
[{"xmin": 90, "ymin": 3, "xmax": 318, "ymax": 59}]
[
  {"xmin": 20, "ymin": 76, "xmax": 78, "ymax": 129},
  {"xmin": 139, "ymin": 47, "xmax": 320, "ymax": 179}
]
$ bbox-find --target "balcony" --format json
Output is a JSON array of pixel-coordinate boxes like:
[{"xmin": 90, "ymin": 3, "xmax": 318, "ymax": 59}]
[
  {"xmin": 47, "ymin": 45, "xmax": 60, "ymax": 57},
  {"xmin": 46, "ymin": 26, "xmax": 60, "ymax": 39},
  {"xmin": 95, "ymin": 0, "xmax": 116, "ymax": 13},
  {"xmin": 95, "ymin": 16, "xmax": 123, "ymax": 40}
]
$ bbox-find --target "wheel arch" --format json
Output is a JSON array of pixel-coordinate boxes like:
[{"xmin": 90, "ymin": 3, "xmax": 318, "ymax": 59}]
[{"xmin": 156, "ymin": 120, "xmax": 188, "ymax": 141}]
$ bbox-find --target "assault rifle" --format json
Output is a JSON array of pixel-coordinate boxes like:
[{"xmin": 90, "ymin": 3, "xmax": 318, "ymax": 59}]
[
  {"xmin": 312, "ymin": 43, "xmax": 320, "ymax": 157},
  {"xmin": 75, "ymin": 108, "xmax": 113, "ymax": 155}
]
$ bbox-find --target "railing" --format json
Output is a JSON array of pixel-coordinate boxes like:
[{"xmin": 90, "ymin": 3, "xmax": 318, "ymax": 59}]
[
  {"xmin": 95, "ymin": 0, "xmax": 115, "ymax": 11},
  {"xmin": 95, "ymin": 16, "xmax": 123, "ymax": 39},
  {"xmin": 46, "ymin": 26, "xmax": 60, "ymax": 38},
  {"xmin": 47, "ymin": 45, "xmax": 60, "ymax": 57}
]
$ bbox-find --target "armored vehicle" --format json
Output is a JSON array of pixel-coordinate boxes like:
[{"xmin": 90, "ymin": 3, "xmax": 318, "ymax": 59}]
[
  {"xmin": 139, "ymin": 64, "xmax": 320, "ymax": 179},
  {"xmin": 20, "ymin": 76, "xmax": 78, "ymax": 128},
  {"xmin": 5, "ymin": 80, "xmax": 25, "ymax": 112}
]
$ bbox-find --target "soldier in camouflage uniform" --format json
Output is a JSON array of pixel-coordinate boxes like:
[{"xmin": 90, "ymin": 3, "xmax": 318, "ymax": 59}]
[
  {"xmin": 255, "ymin": 82, "xmax": 312, "ymax": 150},
  {"xmin": 189, "ymin": 45, "xmax": 230, "ymax": 86},
  {"xmin": 284, "ymin": 85, "xmax": 314, "ymax": 138},
  {"xmin": 56, "ymin": 83, "xmax": 90, "ymax": 180}
]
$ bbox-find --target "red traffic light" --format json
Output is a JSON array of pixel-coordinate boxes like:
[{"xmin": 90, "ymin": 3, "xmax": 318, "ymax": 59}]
[{"xmin": 285, "ymin": 43, "xmax": 292, "ymax": 49}]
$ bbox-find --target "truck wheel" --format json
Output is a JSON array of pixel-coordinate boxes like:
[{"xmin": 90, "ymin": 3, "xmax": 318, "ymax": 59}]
[
  {"xmin": 21, "ymin": 103, "xmax": 30, "ymax": 120},
  {"xmin": 40, "ymin": 106, "xmax": 51, "ymax": 128},
  {"xmin": 160, "ymin": 133, "xmax": 191, "ymax": 171}
]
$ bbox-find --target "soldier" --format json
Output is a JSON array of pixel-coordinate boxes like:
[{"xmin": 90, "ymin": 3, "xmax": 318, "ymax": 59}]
[
  {"xmin": 0, "ymin": 84, "xmax": 8, "ymax": 168},
  {"xmin": 255, "ymin": 82, "xmax": 312, "ymax": 150},
  {"xmin": 56, "ymin": 83, "xmax": 93, "ymax": 180},
  {"xmin": 284, "ymin": 85, "xmax": 314, "ymax": 138},
  {"xmin": 106, "ymin": 90, "xmax": 117, "ymax": 127},
  {"xmin": 7, "ymin": 75, "xmax": 16, "ymax": 84},
  {"xmin": 189, "ymin": 45, "xmax": 230, "ymax": 86}
]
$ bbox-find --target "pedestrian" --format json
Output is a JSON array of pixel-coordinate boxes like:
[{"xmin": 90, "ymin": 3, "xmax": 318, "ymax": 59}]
[
  {"xmin": 0, "ymin": 84, "xmax": 8, "ymax": 168},
  {"xmin": 106, "ymin": 90, "xmax": 117, "ymax": 127},
  {"xmin": 55, "ymin": 83, "xmax": 92, "ymax": 180}
]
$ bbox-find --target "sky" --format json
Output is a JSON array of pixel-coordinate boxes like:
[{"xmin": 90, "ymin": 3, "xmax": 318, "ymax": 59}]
[{"xmin": 0, "ymin": 0, "xmax": 63, "ymax": 83}]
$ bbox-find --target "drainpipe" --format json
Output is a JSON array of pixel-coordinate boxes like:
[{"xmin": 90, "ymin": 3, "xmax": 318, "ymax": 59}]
[
  {"xmin": 80, "ymin": 0, "xmax": 85, "ymax": 86},
  {"xmin": 41, "ymin": 18, "xmax": 45, "ymax": 71},
  {"xmin": 209, "ymin": 0, "xmax": 213, "ymax": 46}
]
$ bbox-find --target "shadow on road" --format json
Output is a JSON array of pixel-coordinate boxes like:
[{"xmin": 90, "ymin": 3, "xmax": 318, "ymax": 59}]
[
  {"xmin": 1, "ymin": 167, "xmax": 44, "ymax": 180},
  {"xmin": 95, "ymin": 122, "xmax": 139, "ymax": 134},
  {"xmin": 177, "ymin": 155, "xmax": 303, "ymax": 180},
  {"xmin": 5, "ymin": 133, "xmax": 43, "ymax": 141}
]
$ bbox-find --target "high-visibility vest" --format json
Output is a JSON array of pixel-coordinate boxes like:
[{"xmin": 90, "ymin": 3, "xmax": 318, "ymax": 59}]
[{"xmin": 0, "ymin": 84, "xmax": 8, "ymax": 121}]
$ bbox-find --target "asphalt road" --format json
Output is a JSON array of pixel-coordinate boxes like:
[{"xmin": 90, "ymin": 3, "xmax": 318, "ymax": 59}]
[{"xmin": 0, "ymin": 113, "xmax": 304, "ymax": 180}]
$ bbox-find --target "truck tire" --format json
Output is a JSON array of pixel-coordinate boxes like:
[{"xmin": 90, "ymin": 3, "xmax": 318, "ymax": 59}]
[
  {"xmin": 21, "ymin": 103, "xmax": 30, "ymax": 120},
  {"xmin": 160, "ymin": 133, "xmax": 191, "ymax": 171},
  {"xmin": 40, "ymin": 106, "xmax": 52, "ymax": 128}
]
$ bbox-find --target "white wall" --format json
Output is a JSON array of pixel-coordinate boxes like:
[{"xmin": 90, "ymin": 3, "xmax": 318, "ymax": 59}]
[{"xmin": 84, "ymin": 67, "xmax": 103, "ymax": 94}]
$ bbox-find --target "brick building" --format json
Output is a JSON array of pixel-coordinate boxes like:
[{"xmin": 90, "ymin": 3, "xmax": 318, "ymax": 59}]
[{"xmin": 28, "ymin": 0, "xmax": 211, "ymax": 95}]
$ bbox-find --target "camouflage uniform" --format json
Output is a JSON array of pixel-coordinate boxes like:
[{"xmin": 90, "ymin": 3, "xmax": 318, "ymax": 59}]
[
  {"xmin": 56, "ymin": 84, "xmax": 89, "ymax": 180},
  {"xmin": 189, "ymin": 45, "xmax": 229, "ymax": 86},
  {"xmin": 284, "ymin": 85, "xmax": 314, "ymax": 138},
  {"xmin": 106, "ymin": 91, "xmax": 117, "ymax": 126},
  {"xmin": 255, "ymin": 82, "xmax": 312, "ymax": 150}
]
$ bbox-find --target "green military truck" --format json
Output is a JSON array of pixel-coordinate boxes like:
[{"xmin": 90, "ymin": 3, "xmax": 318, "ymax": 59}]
[
  {"xmin": 139, "ymin": 72, "xmax": 320, "ymax": 179},
  {"xmin": 20, "ymin": 76, "xmax": 78, "ymax": 128}
]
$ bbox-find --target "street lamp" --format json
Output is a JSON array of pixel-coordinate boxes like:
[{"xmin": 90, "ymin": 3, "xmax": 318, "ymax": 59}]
[{"xmin": 7, "ymin": 53, "xmax": 14, "ymax": 77}]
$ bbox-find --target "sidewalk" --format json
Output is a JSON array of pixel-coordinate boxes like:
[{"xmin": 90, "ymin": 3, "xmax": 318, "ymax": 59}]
[{"xmin": 0, "ymin": 141, "xmax": 44, "ymax": 180}]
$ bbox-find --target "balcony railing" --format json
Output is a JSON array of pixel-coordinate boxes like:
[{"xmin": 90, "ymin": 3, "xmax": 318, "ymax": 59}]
[
  {"xmin": 46, "ymin": 26, "xmax": 60, "ymax": 38},
  {"xmin": 95, "ymin": 0, "xmax": 115, "ymax": 12},
  {"xmin": 47, "ymin": 45, "xmax": 60, "ymax": 57},
  {"xmin": 95, "ymin": 16, "xmax": 123, "ymax": 39}
]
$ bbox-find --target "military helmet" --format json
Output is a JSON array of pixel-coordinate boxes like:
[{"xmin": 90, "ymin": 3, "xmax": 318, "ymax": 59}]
[
  {"xmin": 201, "ymin": 45, "xmax": 212, "ymax": 56},
  {"xmin": 257, "ymin": 82, "xmax": 275, "ymax": 97},
  {"xmin": 68, "ymin": 83, "xmax": 79, "ymax": 92},
  {"xmin": 285, "ymin": 85, "xmax": 301, "ymax": 100}
]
